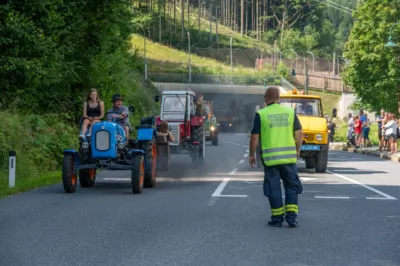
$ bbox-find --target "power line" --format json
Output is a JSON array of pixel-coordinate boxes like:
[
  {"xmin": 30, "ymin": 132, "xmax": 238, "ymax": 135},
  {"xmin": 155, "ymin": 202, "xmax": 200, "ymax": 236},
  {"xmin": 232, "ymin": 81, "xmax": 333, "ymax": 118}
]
[
  {"xmin": 325, "ymin": 0, "xmax": 353, "ymax": 11},
  {"xmin": 312, "ymin": 0, "xmax": 353, "ymax": 15}
]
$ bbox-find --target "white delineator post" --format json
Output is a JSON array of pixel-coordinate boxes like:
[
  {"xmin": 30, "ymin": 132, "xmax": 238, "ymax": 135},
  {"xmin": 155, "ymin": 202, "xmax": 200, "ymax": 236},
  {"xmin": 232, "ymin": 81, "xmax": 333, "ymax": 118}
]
[{"xmin": 9, "ymin": 150, "xmax": 16, "ymax": 188}]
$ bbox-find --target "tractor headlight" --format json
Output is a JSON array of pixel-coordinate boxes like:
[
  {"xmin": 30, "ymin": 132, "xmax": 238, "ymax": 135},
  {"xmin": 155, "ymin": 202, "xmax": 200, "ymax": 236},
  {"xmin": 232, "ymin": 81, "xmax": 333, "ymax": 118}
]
[
  {"xmin": 118, "ymin": 142, "xmax": 125, "ymax": 149},
  {"xmin": 316, "ymin": 134, "xmax": 322, "ymax": 141},
  {"xmin": 82, "ymin": 142, "xmax": 89, "ymax": 149},
  {"xmin": 210, "ymin": 126, "xmax": 215, "ymax": 131}
]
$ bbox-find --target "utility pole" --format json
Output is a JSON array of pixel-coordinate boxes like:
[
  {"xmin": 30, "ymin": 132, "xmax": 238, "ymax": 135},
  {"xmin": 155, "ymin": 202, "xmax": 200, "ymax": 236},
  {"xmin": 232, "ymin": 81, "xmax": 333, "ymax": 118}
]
[{"xmin": 240, "ymin": 0, "xmax": 244, "ymax": 37}]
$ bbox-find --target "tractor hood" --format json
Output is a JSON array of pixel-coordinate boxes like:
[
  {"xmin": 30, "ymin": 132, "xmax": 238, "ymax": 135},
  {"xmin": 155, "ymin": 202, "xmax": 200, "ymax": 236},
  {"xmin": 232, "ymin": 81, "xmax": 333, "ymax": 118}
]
[{"xmin": 297, "ymin": 116, "xmax": 327, "ymax": 132}]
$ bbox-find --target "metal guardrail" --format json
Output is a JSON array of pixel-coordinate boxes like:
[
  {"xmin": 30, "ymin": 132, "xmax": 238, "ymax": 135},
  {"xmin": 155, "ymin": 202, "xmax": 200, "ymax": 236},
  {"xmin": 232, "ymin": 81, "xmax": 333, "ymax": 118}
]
[{"xmin": 148, "ymin": 73, "xmax": 296, "ymax": 90}]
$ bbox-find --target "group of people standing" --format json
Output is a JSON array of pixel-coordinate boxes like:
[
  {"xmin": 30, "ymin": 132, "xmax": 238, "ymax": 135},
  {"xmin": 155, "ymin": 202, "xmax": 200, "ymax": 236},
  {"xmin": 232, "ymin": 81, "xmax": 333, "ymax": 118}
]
[
  {"xmin": 347, "ymin": 111, "xmax": 372, "ymax": 148},
  {"xmin": 376, "ymin": 109, "xmax": 400, "ymax": 155},
  {"xmin": 347, "ymin": 109, "xmax": 400, "ymax": 154}
]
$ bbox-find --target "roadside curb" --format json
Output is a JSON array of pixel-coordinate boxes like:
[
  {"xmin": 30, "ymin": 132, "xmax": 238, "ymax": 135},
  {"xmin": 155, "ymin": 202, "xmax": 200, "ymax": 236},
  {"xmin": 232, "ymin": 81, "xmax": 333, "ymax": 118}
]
[{"xmin": 329, "ymin": 146, "xmax": 400, "ymax": 163}]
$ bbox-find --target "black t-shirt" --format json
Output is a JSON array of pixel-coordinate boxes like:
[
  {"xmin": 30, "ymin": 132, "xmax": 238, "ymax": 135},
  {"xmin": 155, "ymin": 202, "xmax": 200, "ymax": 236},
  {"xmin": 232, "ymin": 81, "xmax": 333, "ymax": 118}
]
[{"xmin": 251, "ymin": 103, "xmax": 302, "ymax": 134}]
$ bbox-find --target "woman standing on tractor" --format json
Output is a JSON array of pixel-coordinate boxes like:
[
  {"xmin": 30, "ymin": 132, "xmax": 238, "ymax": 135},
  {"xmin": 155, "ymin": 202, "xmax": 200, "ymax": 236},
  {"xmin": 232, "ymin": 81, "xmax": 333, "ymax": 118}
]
[{"xmin": 80, "ymin": 88, "xmax": 104, "ymax": 139}]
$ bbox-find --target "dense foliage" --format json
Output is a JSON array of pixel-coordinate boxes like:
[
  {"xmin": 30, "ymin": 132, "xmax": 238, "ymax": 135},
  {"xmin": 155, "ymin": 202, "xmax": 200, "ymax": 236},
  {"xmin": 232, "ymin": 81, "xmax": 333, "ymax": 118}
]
[
  {"xmin": 0, "ymin": 0, "xmax": 158, "ymax": 118},
  {"xmin": 342, "ymin": 0, "xmax": 400, "ymax": 113},
  {"xmin": 0, "ymin": 1, "xmax": 159, "ymax": 193},
  {"xmin": 131, "ymin": 0, "xmax": 357, "ymax": 58}
]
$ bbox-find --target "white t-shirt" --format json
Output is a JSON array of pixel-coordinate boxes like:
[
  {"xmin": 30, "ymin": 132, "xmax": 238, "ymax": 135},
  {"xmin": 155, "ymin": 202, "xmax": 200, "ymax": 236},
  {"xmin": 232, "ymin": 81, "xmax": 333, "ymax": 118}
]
[{"xmin": 384, "ymin": 120, "xmax": 397, "ymax": 135}]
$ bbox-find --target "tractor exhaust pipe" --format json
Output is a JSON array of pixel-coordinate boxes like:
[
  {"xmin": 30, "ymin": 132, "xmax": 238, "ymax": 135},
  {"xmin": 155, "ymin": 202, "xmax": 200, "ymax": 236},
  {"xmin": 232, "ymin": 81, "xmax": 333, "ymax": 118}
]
[{"xmin": 184, "ymin": 92, "xmax": 188, "ymax": 138}]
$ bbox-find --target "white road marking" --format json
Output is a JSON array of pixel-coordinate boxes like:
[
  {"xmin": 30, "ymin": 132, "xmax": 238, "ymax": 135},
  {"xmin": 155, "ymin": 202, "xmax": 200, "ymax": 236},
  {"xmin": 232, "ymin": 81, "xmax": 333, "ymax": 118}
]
[
  {"xmin": 229, "ymin": 168, "xmax": 238, "ymax": 175},
  {"xmin": 209, "ymin": 168, "xmax": 247, "ymax": 203},
  {"xmin": 244, "ymin": 154, "xmax": 248, "ymax": 158},
  {"xmin": 246, "ymin": 149, "xmax": 249, "ymax": 153},
  {"xmin": 242, "ymin": 145, "xmax": 249, "ymax": 148},
  {"xmin": 366, "ymin": 197, "xmax": 396, "ymax": 200},
  {"xmin": 326, "ymin": 170, "xmax": 397, "ymax": 200},
  {"xmin": 211, "ymin": 178, "xmax": 230, "ymax": 197},
  {"xmin": 238, "ymin": 159, "xmax": 244, "ymax": 164},
  {"xmin": 315, "ymin": 196, "xmax": 351, "ymax": 199},
  {"xmin": 300, "ymin": 177, "xmax": 317, "ymax": 181}
]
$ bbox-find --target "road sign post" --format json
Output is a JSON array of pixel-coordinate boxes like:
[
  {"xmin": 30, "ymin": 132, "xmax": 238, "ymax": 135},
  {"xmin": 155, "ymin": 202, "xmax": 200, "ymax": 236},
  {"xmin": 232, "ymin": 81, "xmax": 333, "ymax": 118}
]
[{"xmin": 9, "ymin": 150, "xmax": 16, "ymax": 188}]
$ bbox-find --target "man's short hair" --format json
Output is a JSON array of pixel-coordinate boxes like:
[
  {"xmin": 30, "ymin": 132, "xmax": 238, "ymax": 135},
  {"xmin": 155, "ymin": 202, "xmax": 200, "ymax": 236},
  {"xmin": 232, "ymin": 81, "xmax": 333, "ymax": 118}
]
[{"xmin": 264, "ymin": 87, "xmax": 280, "ymax": 102}]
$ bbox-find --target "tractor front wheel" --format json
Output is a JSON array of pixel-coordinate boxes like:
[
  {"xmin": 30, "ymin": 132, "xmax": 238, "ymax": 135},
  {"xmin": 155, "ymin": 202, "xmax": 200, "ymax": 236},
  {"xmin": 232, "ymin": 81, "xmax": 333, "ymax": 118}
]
[
  {"xmin": 79, "ymin": 168, "xmax": 96, "ymax": 187},
  {"xmin": 131, "ymin": 154, "xmax": 145, "ymax": 194},
  {"xmin": 62, "ymin": 154, "xmax": 77, "ymax": 193},
  {"xmin": 211, "ymin": 132, "xmax": 218, "ymax": 146}
]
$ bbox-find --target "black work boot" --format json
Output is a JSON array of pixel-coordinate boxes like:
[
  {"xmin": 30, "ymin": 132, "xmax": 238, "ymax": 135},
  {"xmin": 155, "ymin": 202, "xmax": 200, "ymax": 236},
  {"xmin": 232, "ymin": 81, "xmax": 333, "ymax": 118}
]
[
  {"xmin": 268, "ymin": 220, "xmax": 283, "ymax": 227},
  {"xmin": 285, "ymin": 217, "xmax": 298, "ymax": 228}
]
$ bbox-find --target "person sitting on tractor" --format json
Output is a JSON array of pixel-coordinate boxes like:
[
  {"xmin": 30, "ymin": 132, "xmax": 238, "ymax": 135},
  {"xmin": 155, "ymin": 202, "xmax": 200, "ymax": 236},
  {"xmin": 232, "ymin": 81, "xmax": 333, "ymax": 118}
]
[
  {"xmin": 107, "ymin": 94, "xmax": 130, "ymax": 140},
  {"xmin": 80, "ymin": 88, "xmax": 105, "ymax": 139},
  {"xmin": 157, "ymin": 121, "xmax": 175, "ymax": 143}
]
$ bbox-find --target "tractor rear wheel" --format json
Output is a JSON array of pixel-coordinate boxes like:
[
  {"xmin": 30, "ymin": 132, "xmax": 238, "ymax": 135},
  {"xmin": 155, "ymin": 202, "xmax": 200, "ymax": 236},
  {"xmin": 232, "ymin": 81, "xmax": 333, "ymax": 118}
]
[
  {"xmin": 140, "ymin": 136, "xmax": 157, "ymax": 188},
  {"xmin": 192, "ymin": 126, "xmax": 205, "ymax": 166},
  {"xmin": 131, "ymin": 154, "xmax": 145, "ymax": 194},
  {"xmin": 62, "ymin": 154, "xmax": 77, "ymax": 193}
]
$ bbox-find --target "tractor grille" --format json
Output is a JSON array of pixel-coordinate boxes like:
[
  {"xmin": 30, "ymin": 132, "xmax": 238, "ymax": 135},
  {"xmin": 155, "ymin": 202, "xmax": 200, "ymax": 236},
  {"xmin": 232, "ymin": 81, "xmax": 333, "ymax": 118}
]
[
  {"xmin": 96, "ymin": 130, "xmax": 110, "ymax": 151},
  {"xmin": 169, "ymin": 124, "xmax": 180, "ymax": 145}
]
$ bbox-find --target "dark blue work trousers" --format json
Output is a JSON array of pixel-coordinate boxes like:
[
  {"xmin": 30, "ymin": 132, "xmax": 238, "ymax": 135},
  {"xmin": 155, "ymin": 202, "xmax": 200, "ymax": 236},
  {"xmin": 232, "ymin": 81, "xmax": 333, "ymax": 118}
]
[{"xmin": 263, "ymin": 163, "xmax": 303, "ymax": 224}]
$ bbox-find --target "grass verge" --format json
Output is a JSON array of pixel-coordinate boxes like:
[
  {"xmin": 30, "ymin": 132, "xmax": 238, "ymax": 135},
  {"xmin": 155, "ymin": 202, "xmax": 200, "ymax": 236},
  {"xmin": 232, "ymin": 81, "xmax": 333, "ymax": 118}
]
[
  {"xmin": 0, "ymin": 171, "xmax": 61, "ymax": 198},
  {"xmin": 131, "ymin": 34, "xmax": 272, "ymax": 76},
  {"xmin": 0, "ymin": 112, "xmax": 77, "ymax": 197}
]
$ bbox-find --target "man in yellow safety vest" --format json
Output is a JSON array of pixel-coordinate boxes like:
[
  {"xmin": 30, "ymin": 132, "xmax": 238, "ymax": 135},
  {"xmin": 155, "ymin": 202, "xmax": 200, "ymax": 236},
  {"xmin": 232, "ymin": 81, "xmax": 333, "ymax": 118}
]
[{"xmin": 249, "ymin": 87, "xmax": 304, "ymax": 228}]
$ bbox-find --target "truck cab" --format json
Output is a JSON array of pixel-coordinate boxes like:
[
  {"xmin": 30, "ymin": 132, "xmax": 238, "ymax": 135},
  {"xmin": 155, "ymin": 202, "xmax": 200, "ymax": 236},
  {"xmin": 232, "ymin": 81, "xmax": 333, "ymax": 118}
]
[{"xmin": 279, "ymin": 88, "xmax": 329, "ymax": 173}]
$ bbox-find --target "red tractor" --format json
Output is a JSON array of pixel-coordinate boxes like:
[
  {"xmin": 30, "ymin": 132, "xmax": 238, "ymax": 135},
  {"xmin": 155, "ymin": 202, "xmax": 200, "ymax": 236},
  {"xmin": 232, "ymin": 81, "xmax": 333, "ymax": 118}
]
[{"xmin": 154, "ymin": 90, "xmax": 206, "ymax": 169}]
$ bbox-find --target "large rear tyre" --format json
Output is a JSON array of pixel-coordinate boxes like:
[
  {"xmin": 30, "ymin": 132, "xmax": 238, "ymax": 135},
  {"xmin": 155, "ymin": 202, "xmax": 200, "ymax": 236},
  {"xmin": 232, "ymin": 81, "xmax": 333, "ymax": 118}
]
[
  {"xmin": 140, "ymin": 136, "xmax": 157, "ymax": 188},
  {"xmin": 192, "ymin": 126, "xmax": 205, "ymax": 166},
  {"xmin": 315, "ymin": 150, "xmax": 328, "ymax": 173},
  {"xmin": 131, "ymin": 154, "xmax": 145, "ymax": 194},
  {"xmin": 79, "ymin": 169, "xmax": 96, "ymax": 187},
  {"xmin": 305, "ymin": 158, "xmax": 315, "ymax": 169},
  {"xmin": 62, "ymin": 154, "xmax": 77, "ymax": 193}
]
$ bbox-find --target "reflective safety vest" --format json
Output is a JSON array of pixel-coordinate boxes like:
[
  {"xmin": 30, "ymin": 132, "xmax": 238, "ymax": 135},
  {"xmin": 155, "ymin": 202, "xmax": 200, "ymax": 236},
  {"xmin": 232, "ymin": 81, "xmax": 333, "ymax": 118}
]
[{"xmin": 257, "ymin": 103, "xmax": 297, "ymax": 166}]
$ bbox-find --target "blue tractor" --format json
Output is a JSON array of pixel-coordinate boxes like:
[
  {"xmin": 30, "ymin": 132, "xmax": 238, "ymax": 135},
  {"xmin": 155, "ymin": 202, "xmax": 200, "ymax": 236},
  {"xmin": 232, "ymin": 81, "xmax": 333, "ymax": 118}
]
[{"xmin": 62, "ymin": 106, "xmax": 158, "ymax": 194}]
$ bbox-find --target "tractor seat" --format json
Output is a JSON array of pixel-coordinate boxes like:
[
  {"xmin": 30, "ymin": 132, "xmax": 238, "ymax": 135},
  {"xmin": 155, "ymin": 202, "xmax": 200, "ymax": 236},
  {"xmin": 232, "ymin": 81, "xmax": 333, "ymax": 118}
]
[{"xmin": 140, "ymin": 116, "xmax": 155, "ymax": 126}]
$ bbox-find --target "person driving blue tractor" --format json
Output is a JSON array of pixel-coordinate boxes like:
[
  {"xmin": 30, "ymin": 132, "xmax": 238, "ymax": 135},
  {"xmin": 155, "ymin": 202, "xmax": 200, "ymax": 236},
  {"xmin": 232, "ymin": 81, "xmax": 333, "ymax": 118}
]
[{"xmin": 107, "ymin": 94, "xmax": 130, "ymax": 140}]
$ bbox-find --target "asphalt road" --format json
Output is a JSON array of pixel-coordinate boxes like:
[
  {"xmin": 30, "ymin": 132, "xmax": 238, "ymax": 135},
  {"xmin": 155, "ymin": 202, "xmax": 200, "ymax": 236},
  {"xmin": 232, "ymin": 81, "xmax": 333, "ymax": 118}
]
[{"xmin": 1, "ymin": 133, "xmax": 400, "ymax": 266}]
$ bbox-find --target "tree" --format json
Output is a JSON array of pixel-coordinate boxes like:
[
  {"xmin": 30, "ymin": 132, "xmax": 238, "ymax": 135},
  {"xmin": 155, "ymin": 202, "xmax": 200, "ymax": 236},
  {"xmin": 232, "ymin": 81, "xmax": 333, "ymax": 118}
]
[{"xmin": 343, "ymin": 0, "xmax": 400, "ymax": 114}]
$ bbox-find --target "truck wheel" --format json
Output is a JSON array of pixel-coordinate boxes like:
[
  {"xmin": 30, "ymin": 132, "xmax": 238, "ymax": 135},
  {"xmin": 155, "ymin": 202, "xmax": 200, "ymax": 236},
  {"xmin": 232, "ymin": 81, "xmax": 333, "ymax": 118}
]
[
  {"xmin": 62, "ymin": 154, "xmax": 77, "ymax": 193},
  {"xmin": 315, "ymin": 150, "xmax": 328, "ymax": 173},
  {"xmin": 79, "ymin": 169, "xmax": 96, "ymax": 187},
  {"xmin": 211, "ymin": 132, "xmax": 218, "ymax": 146},
  {"xmin": 140, "ymin": 137, "xmax": 157, "ymax": 188},
  {"xmin": 131, "ymin": 154, "xmax": 145, "ymax": 194},
  {"xmin": 305, "ymin": 158, "xmax": 315, "ymax": 169}
]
